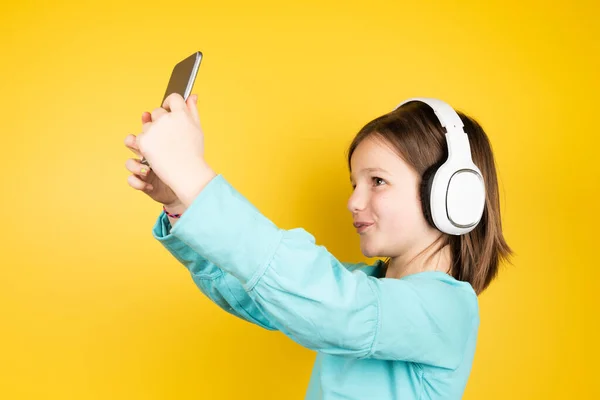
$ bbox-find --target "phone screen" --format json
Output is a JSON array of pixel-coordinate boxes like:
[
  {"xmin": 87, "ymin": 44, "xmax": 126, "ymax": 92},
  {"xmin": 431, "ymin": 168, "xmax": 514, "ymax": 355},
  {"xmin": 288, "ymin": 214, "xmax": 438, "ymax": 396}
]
[{"xmin": 162, "ymin": 51, "xmax": 202, "ymax": 103}]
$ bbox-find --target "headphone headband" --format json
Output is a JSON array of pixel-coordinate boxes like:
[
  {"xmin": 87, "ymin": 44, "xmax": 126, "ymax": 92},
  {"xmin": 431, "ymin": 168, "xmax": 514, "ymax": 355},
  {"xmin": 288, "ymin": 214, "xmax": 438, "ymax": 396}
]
[
  {"xmin": 394, "ymin": 97, "xmax": 473, "ymax": 165},
  {"xmin": 395, "ymin": 97, "xmax": 464, "ymax": 131}
]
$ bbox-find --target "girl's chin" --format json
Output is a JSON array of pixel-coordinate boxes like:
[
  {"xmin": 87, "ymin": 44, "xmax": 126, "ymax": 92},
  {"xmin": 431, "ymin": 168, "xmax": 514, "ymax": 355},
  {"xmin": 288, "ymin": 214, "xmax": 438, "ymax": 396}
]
[{"xmin": 360, "ymin": 243, "xmax": 380, "ymax": 258}]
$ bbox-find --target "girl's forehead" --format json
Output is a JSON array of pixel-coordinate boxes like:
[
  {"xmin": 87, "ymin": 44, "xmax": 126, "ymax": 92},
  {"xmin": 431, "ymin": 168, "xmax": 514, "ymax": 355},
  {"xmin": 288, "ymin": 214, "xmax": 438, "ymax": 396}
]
[
  {"xmin": 353, "ymin": 137, "xmax": 388, "ymax": 161},
  {"xmin": 351, "ymin": 138, "xmax": 411, "ymax": 178}
]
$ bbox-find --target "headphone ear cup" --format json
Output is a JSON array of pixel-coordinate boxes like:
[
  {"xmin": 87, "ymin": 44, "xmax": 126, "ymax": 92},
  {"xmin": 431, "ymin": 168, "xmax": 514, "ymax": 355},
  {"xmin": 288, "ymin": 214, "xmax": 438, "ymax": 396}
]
[{"xmin": 420, "ymin": 165, "xmax": 439, "ymax": 228}]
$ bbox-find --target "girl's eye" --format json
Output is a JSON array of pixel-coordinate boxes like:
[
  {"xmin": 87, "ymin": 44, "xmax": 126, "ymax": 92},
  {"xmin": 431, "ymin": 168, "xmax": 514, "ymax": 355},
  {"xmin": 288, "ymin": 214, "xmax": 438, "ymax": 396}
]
[
  {"xmin": 373, "ymin": 177, "xmax": 385, "ymax": 186},
  {"xmin": 351, "ymin": 177, "xmax": 385, "ymax": 190}
]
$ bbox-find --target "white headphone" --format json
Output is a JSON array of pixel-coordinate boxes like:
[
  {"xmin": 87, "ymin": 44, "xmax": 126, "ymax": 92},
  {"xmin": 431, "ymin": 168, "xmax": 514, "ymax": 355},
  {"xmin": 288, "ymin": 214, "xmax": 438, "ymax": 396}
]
[{"xmin": 393, "ymin": 98, "xmax": 486, "ymax": 235}]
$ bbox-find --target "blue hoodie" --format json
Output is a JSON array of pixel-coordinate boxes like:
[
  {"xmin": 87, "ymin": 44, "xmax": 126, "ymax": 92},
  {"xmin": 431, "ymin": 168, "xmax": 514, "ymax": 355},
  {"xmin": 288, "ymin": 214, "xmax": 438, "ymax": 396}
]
[{"xmin": 152, "ymin": 174, "xmax": 480, "ymax": 399}]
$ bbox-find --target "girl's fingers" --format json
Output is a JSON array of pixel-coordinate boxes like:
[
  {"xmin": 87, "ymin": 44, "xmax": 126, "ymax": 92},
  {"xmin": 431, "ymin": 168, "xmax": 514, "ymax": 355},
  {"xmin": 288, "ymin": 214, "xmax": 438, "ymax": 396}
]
[
  {"xmin": 125, "ymin": 112, "xmax": 154, "ymax": 192},
  {"xmin": 150, "ymin": 107, "xmax": 168, "ymax": 123},
  {"xmin": 141, "ymin": 111, "xmax": 152, "ymax": 124},
  {"xmin": 125, "ymin": 158, "xmax": 150, "ymax": 178},
  {"xmin": 124, "ymin": 134, "xmax": 138, "ymax": 149},
  {"xmin": 127, "ymin": 174, "xmax": 153, "ymax": 191},
  {"xmin": 124, "ymin": 134, "xmax": 143, "ymax": 157}
]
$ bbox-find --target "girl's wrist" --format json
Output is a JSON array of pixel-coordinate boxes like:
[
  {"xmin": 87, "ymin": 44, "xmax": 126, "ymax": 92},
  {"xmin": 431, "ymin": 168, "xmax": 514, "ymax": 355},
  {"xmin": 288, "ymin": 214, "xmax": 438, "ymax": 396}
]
[{"xmin": 163, "ymin": 202, "xmax": 186, "ymax": 218}]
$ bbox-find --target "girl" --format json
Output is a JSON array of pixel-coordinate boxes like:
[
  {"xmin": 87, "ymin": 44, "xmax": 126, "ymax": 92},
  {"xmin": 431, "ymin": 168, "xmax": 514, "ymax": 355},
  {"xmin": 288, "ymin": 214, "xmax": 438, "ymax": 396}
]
[{"xmin": 124, "ymin": 94, "xmax": 512, "ymax": 399}]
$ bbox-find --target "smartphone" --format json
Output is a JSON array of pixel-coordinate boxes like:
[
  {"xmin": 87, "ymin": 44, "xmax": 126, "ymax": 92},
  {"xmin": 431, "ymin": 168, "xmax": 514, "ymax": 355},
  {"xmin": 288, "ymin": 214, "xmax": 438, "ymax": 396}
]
[{"xmin": 140, "ymin": 51, "xmax": 203, "ymax": 167}]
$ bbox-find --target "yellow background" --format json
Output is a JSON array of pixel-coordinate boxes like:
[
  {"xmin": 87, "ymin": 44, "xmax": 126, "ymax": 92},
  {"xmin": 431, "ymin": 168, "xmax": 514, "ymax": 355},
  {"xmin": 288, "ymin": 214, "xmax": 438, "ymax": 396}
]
[{"xmin": 1, "ymin": 0, "xmax": 597, "ymax": 398}]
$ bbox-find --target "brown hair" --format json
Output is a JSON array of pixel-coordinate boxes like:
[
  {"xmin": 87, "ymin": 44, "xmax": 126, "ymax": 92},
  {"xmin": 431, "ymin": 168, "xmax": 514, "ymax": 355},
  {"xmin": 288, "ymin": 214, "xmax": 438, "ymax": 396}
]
[{"xmin": 346, "ymin": 101, "xmax": 513, "ymax": 295}]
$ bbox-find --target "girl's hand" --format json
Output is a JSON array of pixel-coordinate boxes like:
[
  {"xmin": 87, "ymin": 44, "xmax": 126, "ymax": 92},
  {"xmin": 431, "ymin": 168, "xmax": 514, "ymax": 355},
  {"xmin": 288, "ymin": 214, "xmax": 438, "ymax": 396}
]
[
  {"xmin": 135, "ymin": 93, "xmax": 206, "ymax": 196},
  {"xmin": 124, "ymin": 111, "xmax": 182, "ymax": 208}
]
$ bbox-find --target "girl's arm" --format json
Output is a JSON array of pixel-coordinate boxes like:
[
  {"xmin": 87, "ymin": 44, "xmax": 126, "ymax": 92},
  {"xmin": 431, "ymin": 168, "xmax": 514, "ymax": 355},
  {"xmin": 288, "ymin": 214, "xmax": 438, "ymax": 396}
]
[
  {"xmin": 170, "ymin": 174, "xmax": 479, "ymax": 369},
  {"xmin": 154, "ymin": 209, "xmax": 383, "ymax": 331}
]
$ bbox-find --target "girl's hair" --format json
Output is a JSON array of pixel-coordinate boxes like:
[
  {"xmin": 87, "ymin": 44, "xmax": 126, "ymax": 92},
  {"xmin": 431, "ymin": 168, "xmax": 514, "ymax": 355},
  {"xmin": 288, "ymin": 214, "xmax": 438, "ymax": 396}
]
[{"xmin": 345, "ymin": 101, "xmax": 513, "ymax": 295}]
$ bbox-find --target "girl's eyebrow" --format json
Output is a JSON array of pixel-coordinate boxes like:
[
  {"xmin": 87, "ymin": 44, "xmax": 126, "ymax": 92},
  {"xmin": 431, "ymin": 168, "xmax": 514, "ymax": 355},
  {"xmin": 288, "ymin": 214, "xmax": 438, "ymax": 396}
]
[{"xmin": 349, "ymin": 167, "xmax": 389, "ymax": 182}]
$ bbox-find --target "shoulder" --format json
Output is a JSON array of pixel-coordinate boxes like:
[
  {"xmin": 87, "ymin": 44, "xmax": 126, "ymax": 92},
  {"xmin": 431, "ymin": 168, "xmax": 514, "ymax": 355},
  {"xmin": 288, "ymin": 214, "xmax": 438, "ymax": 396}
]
[
  {"xmin": 368, "ymin": 270, "xmax": 479, "ymax": 368},
  {"xmin": 379, "ymin": 272, "xmax": 480, "ymax": 344},
  {"xmin": 399, "ymin": 271, "xmax": 479, "ymax": 319}
]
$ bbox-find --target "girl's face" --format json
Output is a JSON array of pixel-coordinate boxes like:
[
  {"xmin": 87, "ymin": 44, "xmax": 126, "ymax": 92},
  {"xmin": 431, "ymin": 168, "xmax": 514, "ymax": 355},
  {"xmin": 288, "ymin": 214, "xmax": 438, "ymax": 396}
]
[{"xmin": 348, "ymin": 136, "xmax": 433, "ymax": 259}]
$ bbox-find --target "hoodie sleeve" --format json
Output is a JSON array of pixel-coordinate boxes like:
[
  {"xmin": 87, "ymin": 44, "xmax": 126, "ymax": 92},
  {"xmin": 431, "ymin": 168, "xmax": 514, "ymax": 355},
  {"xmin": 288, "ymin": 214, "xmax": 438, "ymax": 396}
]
[
  {"xmin": 170, "ymin": 174, "xmax": 479, "ymax": 369},
  {"xmin": 152, "ymin": 210, "xmax": 277, "ymax": 330},
  {"xmin": 152, "ymin": 210, "xmax": 380, "ymax": 332}
]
